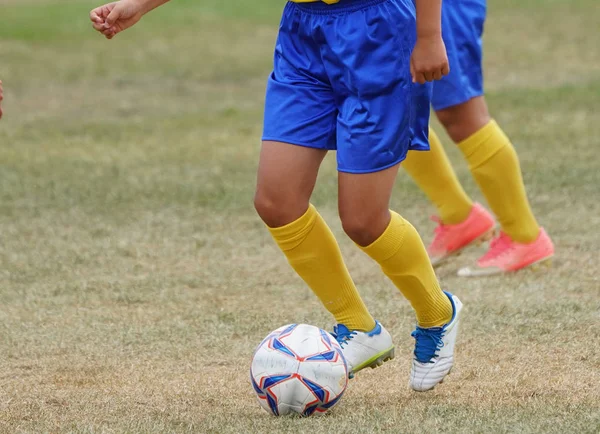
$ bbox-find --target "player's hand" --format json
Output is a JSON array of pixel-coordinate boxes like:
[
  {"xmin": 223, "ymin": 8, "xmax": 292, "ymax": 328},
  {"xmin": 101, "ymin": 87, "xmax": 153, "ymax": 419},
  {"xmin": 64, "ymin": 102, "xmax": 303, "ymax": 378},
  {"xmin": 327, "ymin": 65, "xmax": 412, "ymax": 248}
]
[
  {"xmin": 0, "ymin": 80, "xmax": 4, "ymax": 119},
  {"xmin": 90, "ymin": 0, "xmax": 144, "ymax": 39},
  {"xmin": 410, "ymin": 34, "xmax": 450, "ymax": 84}
]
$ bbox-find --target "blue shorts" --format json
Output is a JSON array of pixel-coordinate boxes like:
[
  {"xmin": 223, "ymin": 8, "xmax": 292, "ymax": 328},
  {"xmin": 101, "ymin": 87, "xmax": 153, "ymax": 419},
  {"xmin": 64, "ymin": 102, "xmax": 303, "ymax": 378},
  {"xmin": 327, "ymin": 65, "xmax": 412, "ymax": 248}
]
[
  {"xmin": 431, "ymin": 0, "xmax": 487, "ymax": 111},
  {"xmin": 262, "ymin": 0, "xmax": 432, "ymax": 174}
]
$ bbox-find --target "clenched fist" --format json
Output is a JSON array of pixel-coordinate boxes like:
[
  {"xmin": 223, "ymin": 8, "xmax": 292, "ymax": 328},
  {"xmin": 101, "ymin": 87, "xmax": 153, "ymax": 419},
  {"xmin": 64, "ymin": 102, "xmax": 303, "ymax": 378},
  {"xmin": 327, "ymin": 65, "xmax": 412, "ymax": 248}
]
[{"xmin": 90, "ymin": 0, "xmax": 145, "ymax": 39}]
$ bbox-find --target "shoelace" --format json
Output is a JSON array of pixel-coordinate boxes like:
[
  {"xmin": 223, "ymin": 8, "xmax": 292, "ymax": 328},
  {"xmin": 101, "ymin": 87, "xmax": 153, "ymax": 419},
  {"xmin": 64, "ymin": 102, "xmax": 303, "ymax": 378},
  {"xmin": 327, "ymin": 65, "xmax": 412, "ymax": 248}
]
[
  {"xmin": 332, "ymin": 324, "xmax": 357, "ymax": 349},
  {"xmin": 411, "ymin": 326, "xmax": 445, "ymax": 363},
  {"xmin": 480, "ymin": 232, "xmax": 514, "ymax": 261}
]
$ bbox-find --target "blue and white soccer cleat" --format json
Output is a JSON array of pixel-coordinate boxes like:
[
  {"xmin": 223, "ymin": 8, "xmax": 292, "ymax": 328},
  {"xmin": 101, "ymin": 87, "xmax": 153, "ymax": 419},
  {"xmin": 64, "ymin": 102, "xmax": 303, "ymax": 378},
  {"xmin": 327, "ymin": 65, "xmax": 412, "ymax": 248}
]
[
  {"xmin": 410, "ymin": 291, "xmax": 463, "ymax": 391},
  {"xmin": 333, "ymin": 321, "xmax": 395, "ymax": 378}
]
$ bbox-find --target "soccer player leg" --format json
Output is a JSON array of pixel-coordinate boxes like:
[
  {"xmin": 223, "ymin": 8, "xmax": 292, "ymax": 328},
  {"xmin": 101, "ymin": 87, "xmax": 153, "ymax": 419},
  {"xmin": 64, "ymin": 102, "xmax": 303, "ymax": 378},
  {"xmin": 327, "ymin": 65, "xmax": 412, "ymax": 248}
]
[
  {"xmin": 453, "ymin": 116, "xmax": 555, "ymax": 276},
  {"xmin": 255, "ymin": 142, "xmax": 375, "ymax": 333},
  {"xmin": 323, "ymin": 0, "xmax": 460, "ymax": 387},
  {"xmin": 338, "ymin": 160, "xmax": 455, "ymax": 329},
  {"xmin": 402, "ymin": 127, "xmax": 495, "ymax": 266},
  {"xmin": 334, "ymin": 167, "xmax": 397, "ymax": 376},
  {"xmin": 432, "ymin": 0, "xmax": 554, "ymax": 275},
  {"xmin": 338, "ymin": 168, "xmax": 460, "ymax": 389},
  {"xmin": 256, "ymin": 1, "xmax": 376, "ymax": 334}
]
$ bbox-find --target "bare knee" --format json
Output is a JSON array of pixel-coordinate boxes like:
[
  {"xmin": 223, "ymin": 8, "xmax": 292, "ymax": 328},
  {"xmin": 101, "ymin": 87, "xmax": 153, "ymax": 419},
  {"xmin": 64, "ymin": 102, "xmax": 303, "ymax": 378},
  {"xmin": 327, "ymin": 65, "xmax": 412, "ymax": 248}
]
[
  {"xmin": 253, "ymin": 190, "xmax": 287, "ymax": 228},
  {"xmin": 254, "ymin": 189, "xmax": 307, "ymax": 228},
  {"xmin": 436, "ymin": 97, "xmax": 491, "ymax": 143},
  {"xmin": 340, "ymin": 209, "xmax": 391, "ymax": 247}
]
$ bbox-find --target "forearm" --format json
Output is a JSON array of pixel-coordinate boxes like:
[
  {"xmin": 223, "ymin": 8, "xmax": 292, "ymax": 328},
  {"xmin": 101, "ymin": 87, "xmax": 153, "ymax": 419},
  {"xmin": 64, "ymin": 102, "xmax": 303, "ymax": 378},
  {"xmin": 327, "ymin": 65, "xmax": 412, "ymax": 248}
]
[
  {"xmin": 414, "ymin": 0, "xmax": 442, "ymax": 37},
  {"xmin": 136, "ymin": 0, "xmax": 170, "ymax": 15}
]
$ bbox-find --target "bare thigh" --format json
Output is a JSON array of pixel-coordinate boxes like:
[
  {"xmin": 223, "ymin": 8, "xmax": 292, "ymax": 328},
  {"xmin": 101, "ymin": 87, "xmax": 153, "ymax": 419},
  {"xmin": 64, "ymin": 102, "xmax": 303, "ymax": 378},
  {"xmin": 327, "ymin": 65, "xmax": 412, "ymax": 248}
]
[{"xmin": 254, "ymin": 141, "xmax": 328, "ymax": 228}]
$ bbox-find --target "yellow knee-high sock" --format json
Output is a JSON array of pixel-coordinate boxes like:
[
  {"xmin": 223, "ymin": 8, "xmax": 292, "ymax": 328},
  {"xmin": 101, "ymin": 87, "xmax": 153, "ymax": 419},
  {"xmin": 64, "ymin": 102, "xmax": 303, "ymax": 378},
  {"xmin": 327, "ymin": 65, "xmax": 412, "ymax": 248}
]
[
  {"xmin": 403, "ymin": 128, "xmax": 473, "ymax": 224},
  {"xmin": 458, "ymin": 120, "xmax": 540, "ymax": 243},
  {"xmin": 359, "ymin": 212, "xmax": 452, "ymax": 328},
  {"xmin": 268, "ymin": 204, "xmax": 375, "ymax": 332}
]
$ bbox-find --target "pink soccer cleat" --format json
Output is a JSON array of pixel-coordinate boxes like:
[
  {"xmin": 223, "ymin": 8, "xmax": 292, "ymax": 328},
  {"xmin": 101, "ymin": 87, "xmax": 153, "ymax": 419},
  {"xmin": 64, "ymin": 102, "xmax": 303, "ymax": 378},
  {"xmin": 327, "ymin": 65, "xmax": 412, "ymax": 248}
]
[
  {"xmin": 458, "ymin": 228, "xmax": 555, "ymax": 277},
  {"xmin": 427, "ymin": 203, "xmax": 496, "ymax": 267}
]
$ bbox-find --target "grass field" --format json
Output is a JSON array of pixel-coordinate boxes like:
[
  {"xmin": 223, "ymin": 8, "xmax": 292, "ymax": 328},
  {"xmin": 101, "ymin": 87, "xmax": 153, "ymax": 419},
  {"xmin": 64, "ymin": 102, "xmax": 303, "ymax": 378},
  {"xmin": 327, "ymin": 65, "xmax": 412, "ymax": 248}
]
[{"xmin": 1, "ymin": 0, "xmax": 599, "ymax": 432}]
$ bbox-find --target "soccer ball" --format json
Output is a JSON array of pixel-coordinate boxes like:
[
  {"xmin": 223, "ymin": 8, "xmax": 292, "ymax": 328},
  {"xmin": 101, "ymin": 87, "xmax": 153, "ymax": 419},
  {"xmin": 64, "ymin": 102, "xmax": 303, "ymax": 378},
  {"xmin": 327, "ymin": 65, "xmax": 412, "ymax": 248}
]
[{"xmin": 250, "ymin": 324, "xmax": 348, "ymax": 416}]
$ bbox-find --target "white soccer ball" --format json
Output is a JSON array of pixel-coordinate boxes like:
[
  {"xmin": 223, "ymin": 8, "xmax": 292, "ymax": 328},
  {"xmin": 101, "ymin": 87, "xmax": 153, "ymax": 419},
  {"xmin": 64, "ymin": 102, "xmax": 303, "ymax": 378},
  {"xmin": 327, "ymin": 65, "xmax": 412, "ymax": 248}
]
[{"xmin": 250, "ymin": 324, "xmax": 348, "ymax": 416}]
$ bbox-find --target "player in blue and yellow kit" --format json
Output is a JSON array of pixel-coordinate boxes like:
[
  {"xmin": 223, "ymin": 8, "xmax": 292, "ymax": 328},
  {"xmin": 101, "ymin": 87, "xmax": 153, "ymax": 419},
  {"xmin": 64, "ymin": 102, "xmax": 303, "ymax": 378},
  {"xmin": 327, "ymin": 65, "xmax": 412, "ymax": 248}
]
[
  {"xmin": 402, "ymin": 0, "xmax": 555, "ymax": 275},
  {"xmin": 91, "ymin": 0, "xmax": 462, "ymax": 391}
]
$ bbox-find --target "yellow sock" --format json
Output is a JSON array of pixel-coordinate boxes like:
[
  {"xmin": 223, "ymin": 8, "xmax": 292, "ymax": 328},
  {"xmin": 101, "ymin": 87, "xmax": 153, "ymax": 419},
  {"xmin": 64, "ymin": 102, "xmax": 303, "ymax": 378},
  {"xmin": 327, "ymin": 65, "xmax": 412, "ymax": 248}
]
[
  {"xmin": 268, "ymin": 204, "xmax": 375, "ymax": 332},
  {"xmin": 458, "ymin": 120, "xmax": 540, "ymax": 243},
  {"xmin": 359, "ymin": 212, "xmax": 452, "ymax": 328},
  {"xmin": 403, "ymin": 128, "xmax": 473, "ymax": 224}
]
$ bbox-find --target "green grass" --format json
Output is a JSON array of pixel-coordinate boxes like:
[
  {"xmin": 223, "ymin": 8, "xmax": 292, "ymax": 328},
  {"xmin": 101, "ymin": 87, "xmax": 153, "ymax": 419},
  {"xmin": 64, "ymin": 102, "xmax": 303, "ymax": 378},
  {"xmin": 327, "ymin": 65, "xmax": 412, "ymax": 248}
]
[{"xmin": 1, "ymin": 0, "xmax": 600, "ymax": 432}]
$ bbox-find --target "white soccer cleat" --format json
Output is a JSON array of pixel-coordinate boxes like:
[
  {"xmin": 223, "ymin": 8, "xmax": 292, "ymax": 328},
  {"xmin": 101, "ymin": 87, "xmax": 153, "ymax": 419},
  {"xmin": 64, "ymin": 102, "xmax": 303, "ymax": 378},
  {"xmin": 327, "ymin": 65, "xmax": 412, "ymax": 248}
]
[
  {"xmin": 332, "ymin": 321, "xmax": 395, "ymax": 378},
  {"xmin": 410, "ymin": 292, "xmax": 462, "ymax": 392}
]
